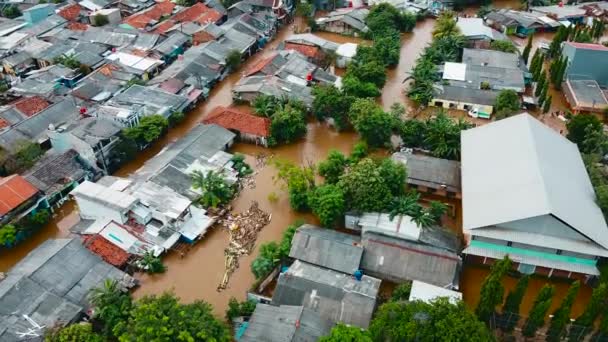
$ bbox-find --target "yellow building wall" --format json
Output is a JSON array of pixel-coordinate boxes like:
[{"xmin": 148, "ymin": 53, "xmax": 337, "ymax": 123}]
[{"xmin": 429, "ymin": 98, "xmax": 494, "ymax": 115}]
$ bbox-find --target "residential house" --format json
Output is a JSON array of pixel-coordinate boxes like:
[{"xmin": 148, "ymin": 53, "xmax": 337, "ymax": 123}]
[
  {"xmin": 240, "ymin": 304, "xmax": 334, "ymax": 342},
  {"xmin": 0, "ymin": 238, "xmax": 135, "ymax": 341},
  {"xmin": 0, "ymin": 174, "xmax": 41, "ymax": 224},
  {"xmin": 347, "ymin": 212, "xmax": 462, "ymax": 287},
  {"xmin": 561, "ymin": 42, "xmax": 608, "ymax": 87},
  {"xmin": 153, "ymin": 2, "xmax": 224, "ymax": 34},
  {"xmin": 283, "ymin": 41, "xmax": 326, "ymax": 65},
  {"xmin": 461, "ymin": 113, "xmax": 608, "ymax": 280},
  {"xmin": 48, "ymin": 116, "xmax": 123, "ymax": 174},
  {"xmin": 121, "ymin": 1, "xmax": 176, "ymax": 31},
  {"xmin": 428, "ymin": 0, "xmax": 453, "ymax": 15},
  {"xmin": 441, "ymin": 49, "xmax": 526, "ymax": 93},
  {"xmin": 202, "ymin": 106, "xmax": 271, "ymax": 146},
  {"xmin": 409, "ymin": 280, "xmax": 462, "ymax": 304},
  {"xmin": 241, "ymin": 0, "xmax": 292, "ymax": 22},
  {"xmin": 288, "ymin": 224, "xmax": 363, "ymax": 275},
  {"xmin": 430, "ymin": 85, "xmax": 498, "ymax": 118},
  {"xmin": 0, "ymin": 96, "xmax": 50, "ymax": 131},
  {"xmin": 71, "ymin": 64, "xmax": 138, "ymax": 102},
  {"xmin": 315, "ymin": 8, "xmax": 369, "ymax": 35},
  {"xmin": 82, "ymin": 233, "xmax": 132, "ymax": 268},
  {"xmin": 105, "ymin": 51, "xmax": 163, "ymax": 80},
  {"xmin": 456, "ymin": 17, "xmax": 508, "ymax": 49},
  {"xmin": 11, "ymin": 65, "xmax": 80, "ymax": 97},
  {"xmin": 2, "ymin": 51, "xmax": 36, "ymax": 77},
  {"xmin": 24, "ymin": 149, "xmax": 96, "ymax": 208},
  {"xmin": 35, "ymin": 40, "xmax": 108, "ymax": 71},
  {"xmin": 0, "ymin": 97, "xmax": 81, "ymax": 152},
  {"xmin": 71, "ymin": 177, "xmax": 216, "ymax": 254},
  {"xmin": 152, "ymin": 31, "xmax": 189, "ymax": 61},
  {"xmin": 531, "ymin": 4, "xmax": 587, "ymax": 24},
  {"xmin": 22, "ymin": 14, "xmax": 68, "ymax": 37},
  {"xmin": 130, "ymin": 123, "xmax": 236, "ymax": 200},
  {"xmin": 107, "ymin": 84, "xmax": 190, "ymax": 118},
  {"xmin": 80, "ymin": 0, "xmax": 114, "ymax": 11},
  {"xmin": 485, "ymin": 9, "xmax": 560, "ymax": 36},
  {"xmin": 23, "ymin": 4, "xmax": 56, "ymax": 26},
  {"xmin": 563, "ymin": 79, "xmax": 608, "ymax": 114},
  {"xmin": 233, "ymin": 75, "xmax": 314, "ymax": 107},
  {"xmin": 244, "ymin": 50, "xmax": 340, "ymax": 87},
  {"xmin": 221, "ymin": 13, "xmax": 277, "ymax": 45},
  {"xmin": 392, "ymin": 151, "xmax": 462, "ymax": 198},
  {"xmin": 96, "ymin": 105, "xmax": 143, "ymax": 128},
  {"xmin": 580, "ymin": 2, "xmax": 608, "ymax": 23},
  {"xmin": 272, "ymin": 259, "xmax": 381, "ymax": 328},
  {"xmin": 117, "ymin": 0, "xmax": 155, "ymax": 16},
  {"xmin": 284, "ymin": 33, "xmax": 340, "ymax": 54}
]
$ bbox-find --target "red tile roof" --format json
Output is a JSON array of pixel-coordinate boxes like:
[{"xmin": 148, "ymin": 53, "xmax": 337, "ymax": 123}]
[
  {"xmin": 0, "ymin": 175, "xmax": 38, "ymax": 216},
  {"xmin": 172, "ymin": 3, "xmax": 221, "ymax": 23},
  {"xmin": 0, "ymin": 118, "xmax": 9, "ymax": 129},
  {"xmin": 153, "ymin": 19, "xmax": 176, "ymax": 33},
  {"xmin": 58, "ymin": 3, "xmax": 82, "ymax": 21},
  {"xmin": 193, "ymin": 30, "xmax": 215, "ymax": 45},
  {"xmin": 123, "ymin": 1, "xmax": 175, "ymax": 29},
  {"xmin": 84, "ymin": 234, "xmax": 130, "ymax": 267},
  {"xmin": 13, "ymin": 96, "xmax": 50, "ymax": 117},
  {"xmin": 67, "ymin": 22, "xmax": 89, "ymax": 31},
  {"xmin": 159, "ymin": 78, "xmax": 185, "ymax": 94},
  {"xmin": 203, "ymin": 106, "xmax": 271, "ymax": 137},
  {"xmin": 566, "ymin": 42, "xmax": 608, "ymax": 51},
  {"xmin": 284, "ymin": 43, "xmax": 321, "ymax": 59},
  {"xmin": 244, "ymin": 53, "xmax": 277, "ymax": 76}
]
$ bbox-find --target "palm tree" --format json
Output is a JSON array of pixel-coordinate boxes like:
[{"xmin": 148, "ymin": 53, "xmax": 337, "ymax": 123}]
[
  {"xmin": 432, "ymin": 12, "xmax": 460, "ymax": 39},
  {"xmin": 88, "ymin": 279, "xmax": 121, "ymax": 307},
  {"xmin": 389, "ymin": 192, "xmax": 421, "ymax": 220},
  {"xmin": 191, "ymin": 170, "xmax": 234, "ymax": 208}
]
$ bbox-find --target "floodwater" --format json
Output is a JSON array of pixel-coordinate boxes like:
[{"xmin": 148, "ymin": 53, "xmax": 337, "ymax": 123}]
[
  {"xmin": 0, "ymin": 201, "xmax": 78, "ymax": 271},
  {"xmin": 1, "ymin": 0, "xmax": 588, "ymax": 318}
]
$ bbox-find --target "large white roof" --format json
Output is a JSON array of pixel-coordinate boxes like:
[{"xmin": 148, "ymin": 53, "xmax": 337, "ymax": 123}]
[
  {"xmin": 409, "ymin": 280, "xmax": 462, "ymax": 304},
  {"xmin": 443, "ymin": 62, "xmax": 466, "ymax": 81},
  {"xmin": 461, "ymin": 113, "xmax": 608, "ymax": 249}
]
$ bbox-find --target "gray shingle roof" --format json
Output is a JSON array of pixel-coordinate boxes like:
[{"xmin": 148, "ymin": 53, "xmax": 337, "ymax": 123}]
[
  {"xmin": 433, "ymin": 84, "xmax": 499, "ymax": 106},
  {"xmin": 272, "ymin": 260, "xmax": 380, "ymax": 328},
  {"xmin": 241, "ymin": 304, "xmax": 334, "ymax": 342},
  {"xmin": 461, "ymin": 113, "xmax": 608, "ymax": 250},
  {"xmin": 289, "ymin": 225, "xmax": 362, "ymax": 274},
  {"xmin": 24, "ymin": 149, "xmax": 90, "ymax": 195}
]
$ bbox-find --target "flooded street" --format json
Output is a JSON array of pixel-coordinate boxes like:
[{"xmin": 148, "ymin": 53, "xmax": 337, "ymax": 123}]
[{"xmin": 1, "ymin": 0, "xmax": 589, "ymax": 318}]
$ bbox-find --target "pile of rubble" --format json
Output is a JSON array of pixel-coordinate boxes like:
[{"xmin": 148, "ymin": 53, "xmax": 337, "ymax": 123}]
[{"xmin": 217, "ymin": 201, "xmax": 271, "ymax": 291}]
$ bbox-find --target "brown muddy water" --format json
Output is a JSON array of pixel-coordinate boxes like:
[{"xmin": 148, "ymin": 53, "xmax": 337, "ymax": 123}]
[{"xmin": 1, "ymin": 1, "xmax": 589, "ymax": 317}]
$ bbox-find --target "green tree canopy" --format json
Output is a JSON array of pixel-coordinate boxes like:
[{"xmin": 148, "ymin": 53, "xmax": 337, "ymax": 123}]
[
  {"xmin": 522, "ymin": 284, "xmax": 555, "ymax": 337},
  {"xmin": 114, "ymin": 292, "xmax": 230, "ymax": 341},
  {"xmin": 308, "ymin": 184, "xmax": 346, "ymax": 227},
  {"xmin": 45, "ymin": 323, "xmax": 103, "ymax": 342},
  {"xmin": 345, "ymin": 60, "xmax": 387, "ymax": 88},
  {"xmin": 269, "ymin": 105, "xmax": 307, "ymax": 145},
  {"xmin": 547, "ymin": 281, "xmax": 580, "ymax": 342},
  {"xmin": 191, "ymin": 170, "xmax": 234, "ymax": 208},
  {"xmin": 494, "ymin": 89, "xmax": 521, "ymax": 119},
  {"xmin": 566, "ymin": 113, "xmax": 603, "ymax": 152},
  {"xmin": 317, "ymin": 150, "xmax": 348, "ymax": 184},
  {"xmin": 369, "ymin": 299, "xmax": 494, "ymax": 341},
  {"xmin": 88, "ymin": 279, "xmax": 133, "ymax": 339},
  {"xmin": 489, "ymin": 40, "xmax": 517, "ymax": 53},
  {"xmin": 338, "ymin": 158, "xmax": 405, "ymax": 212},
  {"xmin": 424, "ymin": 111, "xmax": 471, "ymax": 160},
  {"xmin": 342, "ymin": 75, "xmax": 381, "ymax": 98},
  {"xmin": 475, "ymin": 256, "xmax": 512, "ymax": 323},
  {"xmin": 500, "ymin": 275, "xmax": 529, "ymax": 332},
  {"xmin": 123, "ymin": 115, "xmax": 168, "ymax": 145},
  {"xmin": 311, "ymin": 85, "xmax": 354, "ymax": 130},
  {"xmin": 226, "ymin": 50, "xmax": 242, "ymax": 71},
  {"xmin": 0, "ymin": 224, "xmax": 17, "ymax": 247},
  {"xmin": 432, "ymin": 11, "xmax": 460, "ymax": 38},
  {"xmin": 349, "ymin": 98, "xmax": 395, "ymax": 147},
  {"xmin": 320, "ymin": 324, "xmax": 372, "ymax": 342},
  {"xmin": 273, "ymin": 159, "xmax": 315, "ymax": 211}
]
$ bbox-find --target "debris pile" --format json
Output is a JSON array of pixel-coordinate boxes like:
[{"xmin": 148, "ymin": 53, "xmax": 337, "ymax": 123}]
[{"xmin": 217, "ymin": 201, "xmax": 271, "ymax": 291}]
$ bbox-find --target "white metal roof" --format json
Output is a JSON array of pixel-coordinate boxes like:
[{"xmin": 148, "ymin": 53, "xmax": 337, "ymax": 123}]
[
  {"xmin": 461, "ymin": 113, "xmax": 608, "ymax": 249},
  {"xmin": 358, "ymin": 213, "xmax": 421, "ymax": 241},
  {"xmin": 443, "ymin": 62, "xmax": 467, "ymax": 81},
  {"xmin": 409, "ymin": 280, "xmax": 462, "ymax": 304},
  {"xmin": 106, "ymin": 52, "xmax": 161, "ymax": 72},
  {"xmin": 336, "ymin": 43, "xmax": 358, "ymax": 58},
  {"xmin": 71, "ymin": 180, "xmax": 138, "ymax": 211}
]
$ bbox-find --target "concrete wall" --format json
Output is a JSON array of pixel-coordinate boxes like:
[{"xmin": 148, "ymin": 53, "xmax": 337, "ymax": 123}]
[
  {"xmin": 73, "ymin": 194, "xmax": 128, "ymax": 223},
  {"xmin": 429, "ymin": 97, "xmax": 494, "ymax": 115}
]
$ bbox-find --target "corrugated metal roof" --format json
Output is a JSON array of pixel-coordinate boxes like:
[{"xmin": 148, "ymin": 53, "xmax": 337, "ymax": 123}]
[
  {"xmin": 241, "ymin": 304, "xmax": 333, "ymax": 342},
  {"xmin": 392, "ymin": 152, "xmax": 461, "ymax": 192},
  {"xmin": 409, "ymin": 280, "xmax": 462, "ymax": 304},
  {"xmin": 289, "ymin": 225, "xmax": 362, "ymax": 274},
  {"xmin": 461, "ymin": 113, "xmax": 608, "ymax": 250},
  {"xmin": 271, "ymin": 260, "xmax": 380, "ymax": 328},
  {"xmin": 71, "ymin": 180, "xmax": 138, "ymax": 211}
]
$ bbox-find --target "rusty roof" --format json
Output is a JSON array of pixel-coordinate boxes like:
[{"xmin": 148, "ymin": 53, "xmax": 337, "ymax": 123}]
[
  {"xmin": 203, "ymin": 106, "xmax": 271, "ymax": 137},
  {"xmin": 67, "ymin": 22, "xmax": 89, "ymax": 31},
  {"xmin": 83, "ymin": 234, "xmax": 130, "ymax": 267},
  {"xmin": 172, "ymin": 3, "xmax": 222, "ymax": 23},
  {"xmin": 58, "ymin": 3, "xmax": 82, "ymax": 21},
  {"xmin": 123, "ymin": 1, "xmax": 175, "ymax": 29},
  {"xmin": 284, "ymin": 42, "xmax": 321, "ymax": 59},
  {"xmin": 0, "ymin": 175, "xmax": 38, "ymax": 215},
  {"xmin": 13, "ymin": 96, "xmax": 51, "ymax": 117}
]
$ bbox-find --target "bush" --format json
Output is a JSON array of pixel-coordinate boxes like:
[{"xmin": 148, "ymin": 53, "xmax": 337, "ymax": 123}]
[
  {"xmin": 226, "ymin": 50, "xmax": 242, "ymax": 71},
  {"xmin": 251, "ymin": 221, "xmax": 303, "ymax": 279},
  {"xmin": 269, "ymin": 105, "xmax": 307, "ymax": 145},
  {"xmin": 230, "ymin": 153, "xmax": 253, "ymax": 177},
  {"xmin": 226, "ymin": 297, "xmax": 257, "ymax": 320},
  {"xmin": 391, "ymin": 281, "xmax": 413, "ymax": 301},
  {"xmin": 168, "ymin": 112, "xmax": 184, "ymax": 127},
  {"xmin": 123, "ymin": 114, "xmax": 169, "ymax": 145}
]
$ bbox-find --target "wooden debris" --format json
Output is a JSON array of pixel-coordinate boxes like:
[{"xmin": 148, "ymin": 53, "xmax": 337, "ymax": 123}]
[{"xmin": 217, "ymin": 201, "xmax": 271, "ymax": 291}]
